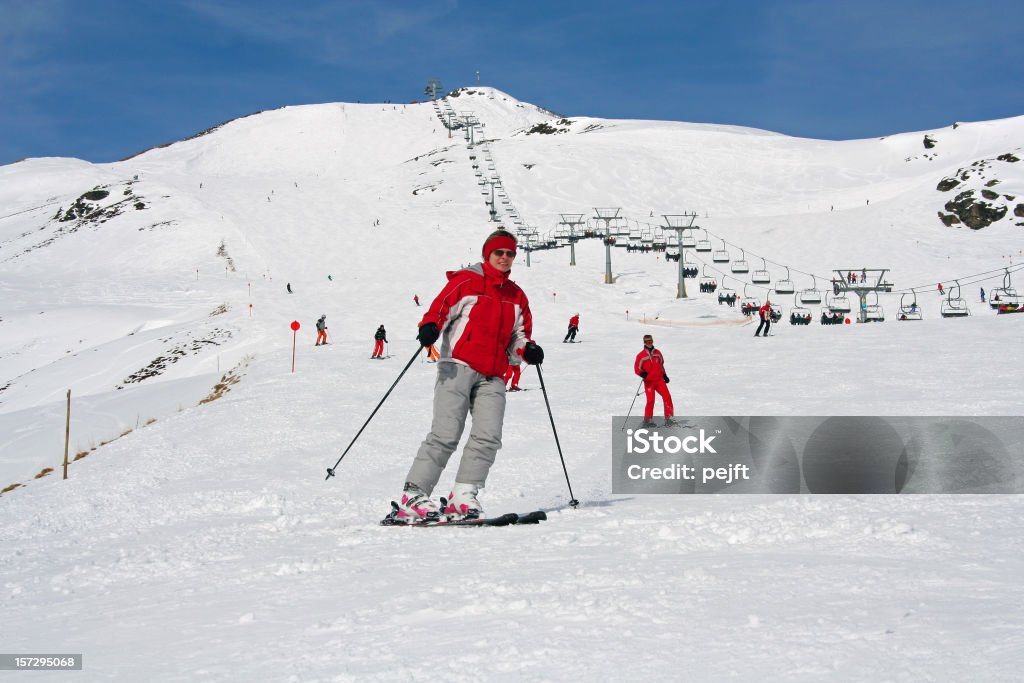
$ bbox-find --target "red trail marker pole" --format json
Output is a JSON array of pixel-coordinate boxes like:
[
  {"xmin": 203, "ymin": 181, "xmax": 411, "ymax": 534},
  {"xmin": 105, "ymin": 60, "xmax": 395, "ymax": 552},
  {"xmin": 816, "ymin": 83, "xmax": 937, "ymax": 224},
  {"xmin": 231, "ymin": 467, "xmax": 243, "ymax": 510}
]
[{"xmin": 290, "ymin": 321, "xmax": 300, "ymax": 372}]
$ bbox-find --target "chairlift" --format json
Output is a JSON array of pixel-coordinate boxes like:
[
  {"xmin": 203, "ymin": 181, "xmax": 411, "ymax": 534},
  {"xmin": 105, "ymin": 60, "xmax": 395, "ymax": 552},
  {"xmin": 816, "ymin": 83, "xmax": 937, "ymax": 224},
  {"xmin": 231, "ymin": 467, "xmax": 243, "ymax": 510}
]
[
  {"xmin": 699, "ymin": 265, "xmax": 718, "ymax": 293},
  {"xmin": 731, "ymin": 248, "xmax": 750, "ymax": 274},
  {"xmin": 774, "ymin": 267, "xmax": 795, "ymax": 295},
  {"xmin": 863, "ymin": 291, "xmax": 885, "ymax": 322},
  {"xmin": 640, "ymin": 230, "xmax": 654, "ymax": 244},
  {"xmin": 740, "ymin": 284, "xmax": 761, "ymax": 316},
  {"xmin": 695, "ymin": 229, "xmax": 712, "ymax": 252},
  {"xmin": 827, "ymin": 291, "xmax": 852, "ymax": 314},
  {"xmin": 712, "ymin": 239, "xmax": 730, "ymax": 263},
  {"xmin": 717, "ymin": 277, "xmax": 737, "ymax": 306},
  {"xmin": 898, "ymin": 290, "xmax": 922, "ymax": 320},
  {"xmin": 751, "ymin": 258, "xmax": 771, "ymax": 284},
  {"xmin": 940, "ymin": 280, "xmax": 970, "ymax": 318},
  {"xmin": 799, "ymin": 275, "xmax": 823, "ymax": 305},
  {"xmin": 790, "ymin": 291, "xmax": 811, "ymax": 325},
  {"xmin": 989, "ymin": 269, "xmax": 1022, "ymax": 309},
  {"xmin": 667, "ymin": 233, "xmax": 680, "ymax": 247}
]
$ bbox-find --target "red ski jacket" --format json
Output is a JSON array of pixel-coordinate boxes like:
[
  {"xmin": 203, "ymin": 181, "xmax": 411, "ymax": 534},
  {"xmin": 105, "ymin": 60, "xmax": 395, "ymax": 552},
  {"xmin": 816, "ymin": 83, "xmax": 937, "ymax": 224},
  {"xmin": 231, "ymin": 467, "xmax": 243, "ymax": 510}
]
[
  {"xmin": 758, "ymin": 303, "xmax": 772, "ymax": 321},
  {"xmin": 569, "ymin": 315, "xmax": 579, "ymax": 328},
  {"xmin": 634, "ymin": 347, "xmax": 668, "ymax": 382},
  {"xmin": 419, "ymin": 261, "xmax": 533, "ymax": 377}
]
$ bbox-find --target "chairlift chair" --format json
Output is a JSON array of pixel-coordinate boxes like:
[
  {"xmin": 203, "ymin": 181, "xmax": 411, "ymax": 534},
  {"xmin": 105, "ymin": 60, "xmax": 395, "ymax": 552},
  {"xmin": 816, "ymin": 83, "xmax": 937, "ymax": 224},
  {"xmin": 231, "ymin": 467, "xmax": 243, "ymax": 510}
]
[
  {"xmin": 640, "ymin": 230, "xmax": 654, "ymax": 244},
  {"xmin": 775, "ymin": 267, "xmax": 795, "ymax": 295},
  {"xmin": 790, "ymin": 292, "xmax": 811, "ymax": 324},
  {"xmin": 898, "ymin": 291, "xmax": 922, "ymax": 320},
  {"xmin": 940, "ymin": 280, "xmax": 970, "ymax": 318},
  {"xmin": 731, "ymin": 248, "xmax": 750, "ymax": 274},
  {"xmin": 863, "ymin": 291, "xmax": 885, "ymax": 322},
  {"xmin": 699, "ymin": 265, "xmax": 718, "ymax": 293},
  {"xmin": 827, "ymin": 292, "xmax": 852, "ymax": 314},
  {"xmin": 799, "ymin": 276, "xmax": 823, "ymax": 305},
  {"xmin": 695, "ymin": 229, "xmax": 712, "ymax": 252},
  {"xmin": 989, "ymin": 269, "xmax": 1022, "ymax": 309},
  {"xmin": 717, "ymin": 278, "xmax": 737, "ymax": 305},
  {"xmin": 740, "ymin": 284, "xmax": 761, "ymax": 314},
  {"xmin": 751, "ymin": 258, "xmax": 771, "ymax": 284},
  {"xmin": 667, "ymin": 233, "xmax": 680, "ymax": 247},
  {"xmin": 712, "ymin": 239, "xmax": 730, "ymax": 263}
]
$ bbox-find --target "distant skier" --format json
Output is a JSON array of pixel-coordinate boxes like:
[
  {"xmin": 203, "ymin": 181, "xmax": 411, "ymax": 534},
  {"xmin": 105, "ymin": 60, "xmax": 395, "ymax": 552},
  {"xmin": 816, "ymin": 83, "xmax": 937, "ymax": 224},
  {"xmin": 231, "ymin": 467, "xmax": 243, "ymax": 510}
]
[
  {"xmin": 414, "ymin": 294, "xmax": 420, "ymax": 306},
  {"xmin": 938, "ymin": 282, "xmax": 945, "ymax": 296},
  {"xmin": 563, "ymin": 313, "xmax": 580, "ymax": 343},
  {"xmin": 315, "ymin": 315, "xmax": 328, "ymax": 346},
  {"xmin": 372, "ymin": 325, "xmax": 388, "ymax": 358},
  {"xmin": 755, "ymin": 301, "xmax": 773, "ymax": 337},
  {"xmin": 980, "ymin": 287, "xmax": 986, "ymax": 302},
  {"xmin": 286, "ymin": 283, "xmax": 292, "ymax": 294},
  {"xmin": 328, "ymin": 274, "xmax": 333, "ymax": 281},
  {"xmin": 634, "ymin": 334, "xmax": 674, "ymax": 428},
  {"xmin": 389, "ymin": 228, "xmax": 541, "ymax": 524}
]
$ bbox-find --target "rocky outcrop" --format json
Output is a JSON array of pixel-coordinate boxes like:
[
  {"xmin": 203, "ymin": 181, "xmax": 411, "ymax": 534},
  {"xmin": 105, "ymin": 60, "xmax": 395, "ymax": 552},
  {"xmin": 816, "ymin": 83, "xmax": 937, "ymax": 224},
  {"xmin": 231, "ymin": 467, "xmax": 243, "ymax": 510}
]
[{"xmin": 943, "ymin": 190, "xmax": 1008, "ymax": 229}]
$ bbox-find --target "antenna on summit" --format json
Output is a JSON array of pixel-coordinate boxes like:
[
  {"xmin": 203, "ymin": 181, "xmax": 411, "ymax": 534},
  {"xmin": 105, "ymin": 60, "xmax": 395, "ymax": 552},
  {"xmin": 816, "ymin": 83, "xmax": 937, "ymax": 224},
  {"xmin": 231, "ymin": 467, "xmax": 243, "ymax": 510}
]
[{"xmin": 476, "ymin": 70, "xmax": 480, "ymax": 84}]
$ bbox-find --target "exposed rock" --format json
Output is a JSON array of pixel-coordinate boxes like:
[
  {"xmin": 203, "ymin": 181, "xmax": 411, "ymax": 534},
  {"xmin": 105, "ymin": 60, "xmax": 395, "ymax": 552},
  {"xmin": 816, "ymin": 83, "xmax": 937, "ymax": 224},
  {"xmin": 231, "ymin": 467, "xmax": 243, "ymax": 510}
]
[
  {"xmin": 1016, "ymin": 204, "xmax": 1024, "ymax": 218},
  {"xmin": 923, "ymin": 135, "xmax": 937, "ymax": 149},
  {"xmin": 982, "ymin": 189, "xmax": 1000, "ymax": 200},
  {"xmin": 943, "ymin": 190, "xmax": 1007, "ymax": 229},
  {"xmin": 997, "ymin": 153, "xmax": 1020, "ymax": 163},
  {"xmin": 526, "ymin": 122, "xmax": 567, "ymax": 135},
  {"xmin": 985, "ymin": 179, "xmax": 1000, "ymax": 187},
  {"xmin": 938, "ymin": 211, "xmax": 961, "ymax": 227},
  {"xmin": 936, "ymin": 177, "xmax": 960, "ymax": 192}
]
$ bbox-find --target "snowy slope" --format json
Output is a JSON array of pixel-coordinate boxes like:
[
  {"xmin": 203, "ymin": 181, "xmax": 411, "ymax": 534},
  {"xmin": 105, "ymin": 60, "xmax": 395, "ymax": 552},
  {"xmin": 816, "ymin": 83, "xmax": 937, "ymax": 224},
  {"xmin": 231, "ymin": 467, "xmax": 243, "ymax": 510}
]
[{"xmin": 1, "ymin": 88, "xmax": 1023, "ymax": 681}]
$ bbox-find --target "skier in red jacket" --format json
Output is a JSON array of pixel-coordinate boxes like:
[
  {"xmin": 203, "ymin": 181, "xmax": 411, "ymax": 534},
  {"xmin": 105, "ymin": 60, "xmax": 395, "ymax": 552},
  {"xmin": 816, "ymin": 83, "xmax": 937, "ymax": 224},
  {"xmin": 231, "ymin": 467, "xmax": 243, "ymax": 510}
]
[
  {"xmin": 390, "ymin": 228, "xmax": 544, "ymax": 524},
  {"xmin": 755, "ymin": 301, "xmax": 773, "ymax": 337},
  {"xmin": 634, "ymin": 334, "xmax": 675, "ymax": 427},
  {"xmin": 563, "ymin": 313, "xmax": 580, "ymax": 343}
]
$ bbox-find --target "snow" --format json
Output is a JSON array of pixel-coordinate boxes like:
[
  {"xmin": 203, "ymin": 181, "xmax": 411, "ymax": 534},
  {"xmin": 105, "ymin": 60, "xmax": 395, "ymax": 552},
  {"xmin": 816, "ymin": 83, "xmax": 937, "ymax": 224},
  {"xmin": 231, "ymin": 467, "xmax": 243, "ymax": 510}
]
[{"xmin": 1, "ymin": 87, "xmax": 1023, "ymax": 681}]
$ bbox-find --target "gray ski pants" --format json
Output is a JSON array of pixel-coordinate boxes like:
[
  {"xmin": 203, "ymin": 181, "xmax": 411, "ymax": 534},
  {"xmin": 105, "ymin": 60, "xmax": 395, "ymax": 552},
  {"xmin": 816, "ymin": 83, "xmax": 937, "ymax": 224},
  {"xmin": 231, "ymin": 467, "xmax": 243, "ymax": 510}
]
[{"xmin": 405, "ymin": 361, "xmax": 507, "ymax": 494}]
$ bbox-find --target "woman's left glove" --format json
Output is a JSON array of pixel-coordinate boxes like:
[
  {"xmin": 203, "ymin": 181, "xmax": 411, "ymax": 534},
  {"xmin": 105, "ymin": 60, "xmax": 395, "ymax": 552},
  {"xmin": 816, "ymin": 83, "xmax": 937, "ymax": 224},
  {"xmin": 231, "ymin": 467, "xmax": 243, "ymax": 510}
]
[{"xmin": 522, "ymin": 342, "xmax": 544, "ymax": 365}]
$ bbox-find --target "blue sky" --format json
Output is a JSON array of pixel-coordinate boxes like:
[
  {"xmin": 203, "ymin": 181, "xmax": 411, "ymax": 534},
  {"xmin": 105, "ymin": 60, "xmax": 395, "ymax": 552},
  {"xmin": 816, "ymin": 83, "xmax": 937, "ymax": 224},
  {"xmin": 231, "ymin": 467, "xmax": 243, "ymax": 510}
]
[{"xmin": 2, "ymin": 0, "xmax": 1023, "ymax": 165}]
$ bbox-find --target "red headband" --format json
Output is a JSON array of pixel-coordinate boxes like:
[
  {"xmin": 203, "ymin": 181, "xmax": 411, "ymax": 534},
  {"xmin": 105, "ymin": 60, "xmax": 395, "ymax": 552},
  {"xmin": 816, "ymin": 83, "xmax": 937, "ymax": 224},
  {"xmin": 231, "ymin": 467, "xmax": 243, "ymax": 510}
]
[{"xmin": 483, "ymin": 235, "xmax": 517, "ymax": 260}]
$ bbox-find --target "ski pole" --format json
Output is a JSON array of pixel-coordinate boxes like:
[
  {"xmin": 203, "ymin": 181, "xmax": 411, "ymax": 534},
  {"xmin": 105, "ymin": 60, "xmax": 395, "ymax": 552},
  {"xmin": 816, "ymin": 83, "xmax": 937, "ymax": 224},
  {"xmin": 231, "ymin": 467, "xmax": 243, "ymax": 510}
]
[
  {"xmin": 325, "ymin": 345, "xmax": 422, "ymax": 480},
  {"xmin": 534, "ymin": 364, "xmax": 580, "ymax": 508},
  {"xmin": 620, "ymin": 379, "xmax": 645, "ymax": 431}
]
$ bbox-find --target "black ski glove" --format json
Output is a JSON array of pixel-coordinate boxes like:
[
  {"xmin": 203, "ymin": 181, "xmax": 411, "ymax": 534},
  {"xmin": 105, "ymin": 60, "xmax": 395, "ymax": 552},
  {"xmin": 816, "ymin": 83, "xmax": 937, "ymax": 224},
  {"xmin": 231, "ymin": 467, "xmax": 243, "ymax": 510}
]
[
  {"xmin": 417, "ymin": 323, "xmax": 440, "ymax": 347},
  {"xmin": 640, "ymin": 371, "xmax": 648, "ymax": 379},
  {"xmin": 522, "ymin": 342, "xmax": 544, "ymax": 365},
  {"xmin": 664, "ymin": 375, "xmax": 670, "ymax": 384}
]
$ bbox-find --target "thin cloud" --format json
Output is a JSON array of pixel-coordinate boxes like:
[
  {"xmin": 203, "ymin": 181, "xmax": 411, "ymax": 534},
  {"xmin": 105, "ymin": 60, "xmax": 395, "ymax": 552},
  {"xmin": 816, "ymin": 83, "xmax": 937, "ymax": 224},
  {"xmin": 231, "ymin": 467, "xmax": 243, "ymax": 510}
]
[{"xmin": 179, "ymin": 0, "xmax": 459, "ymax": 66}]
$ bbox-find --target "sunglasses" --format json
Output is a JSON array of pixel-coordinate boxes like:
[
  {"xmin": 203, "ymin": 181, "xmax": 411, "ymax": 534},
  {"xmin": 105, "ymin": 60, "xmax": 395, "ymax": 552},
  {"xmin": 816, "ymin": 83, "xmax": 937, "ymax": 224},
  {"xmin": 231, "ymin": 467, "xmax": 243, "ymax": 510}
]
[{"xmin": 492, "ymin": 249, "xmax": 517, "ymax": 258}]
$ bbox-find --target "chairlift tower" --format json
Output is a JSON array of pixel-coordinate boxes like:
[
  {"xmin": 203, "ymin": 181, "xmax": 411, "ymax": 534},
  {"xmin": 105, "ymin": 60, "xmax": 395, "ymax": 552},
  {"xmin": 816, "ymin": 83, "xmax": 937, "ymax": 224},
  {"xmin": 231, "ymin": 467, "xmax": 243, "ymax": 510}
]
[
  {"xmin": 559, "ymin": 213, "xmax": 586, "ymax": 266},
  {"xmin": 593, "ymin": 208, "xmax": 622, "ymax": 284},
  {"xmin": 460, "ymin": 113, "xmax": 479, "ymax": 146},
  {"xmin": 425, "ymin": 79, "xmax": 442, "ymax": 100},
  {"xmin": 832, "ymin": 269, "xmax": 894, "ymax": 322},
  {"xmin": 663, "ymin": 213, "xmax": 698, "ymax": 298}
]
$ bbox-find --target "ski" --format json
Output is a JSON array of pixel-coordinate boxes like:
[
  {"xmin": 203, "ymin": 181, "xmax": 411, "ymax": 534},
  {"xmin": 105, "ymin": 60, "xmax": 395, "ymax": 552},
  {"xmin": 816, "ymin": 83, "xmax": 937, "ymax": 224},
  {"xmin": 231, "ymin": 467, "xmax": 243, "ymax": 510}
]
[{"xmin": 380, "ymin": 503, "xmax": 547, "ymax": 527}]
